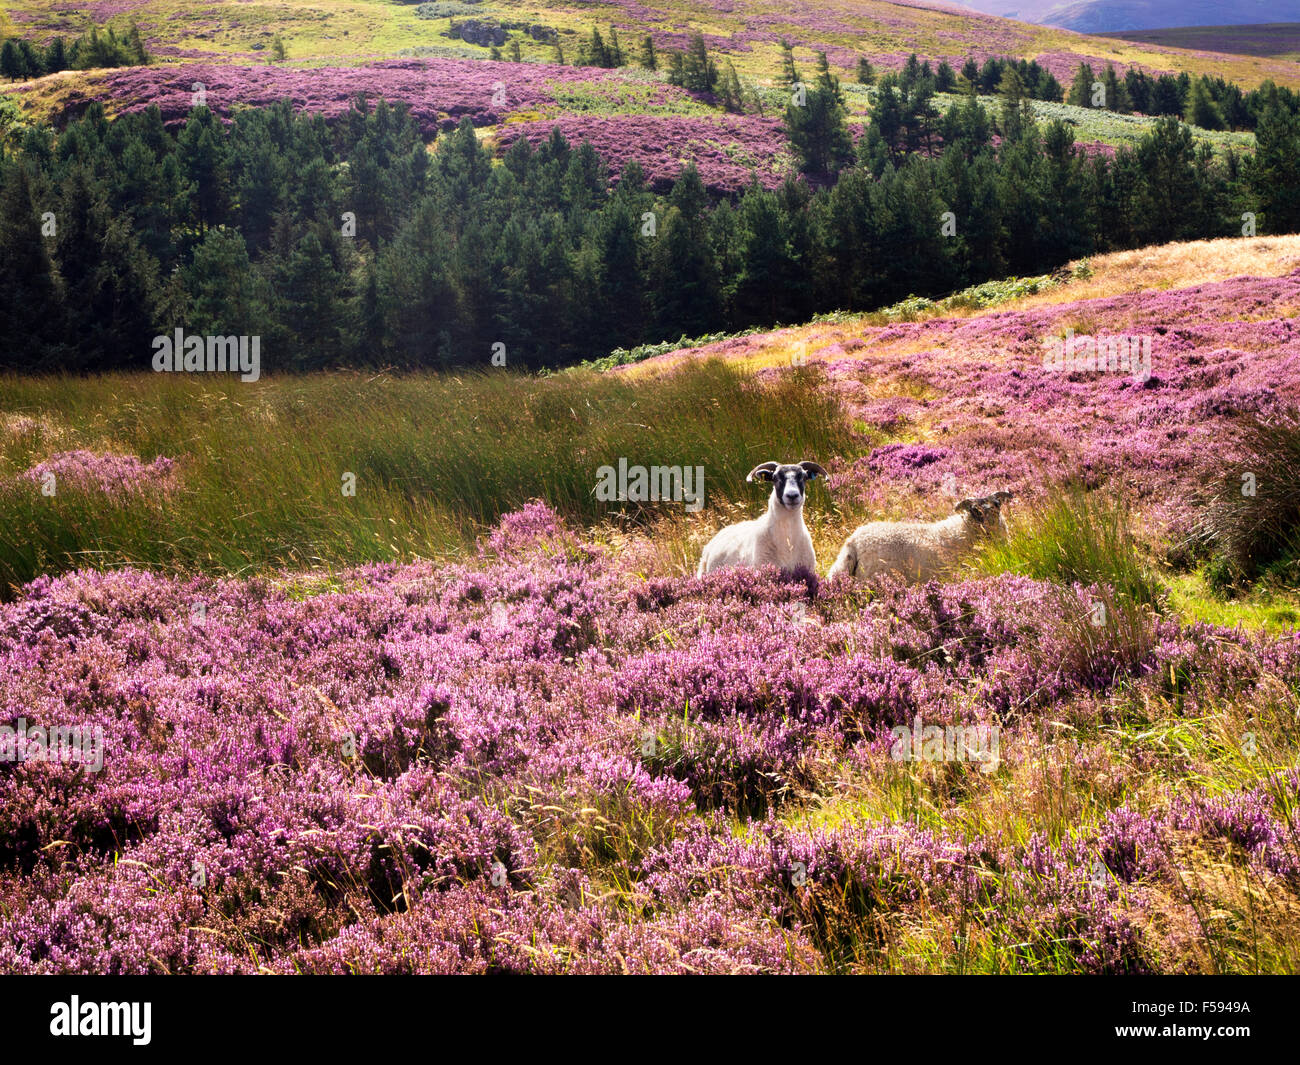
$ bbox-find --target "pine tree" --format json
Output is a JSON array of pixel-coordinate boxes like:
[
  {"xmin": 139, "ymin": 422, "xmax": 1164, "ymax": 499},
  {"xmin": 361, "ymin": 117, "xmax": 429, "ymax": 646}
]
[
  {"xmin": 997, "ymin": 67, "xmax": 1030, "ymax": 143},
  {"xmin": 1152, "ymin": 75, "xmax": 1183, "ymax": 116},
  {"xmin": 664, "ymin": 50, "xmax": 686, "ymax": 88},
  {"xmin": 638, "ymin": 36, "xmax": 657, "ymax": 71},
  {"xmin": 1067, "ymin": 63, "xmax": 1096, "ymax": 107},
  {"xmin": 682, "ymin": 32, "xmax": 717, "ymax": 92},
  {"xmin": 857, "ymin": 57, "xmax": 875, "ymax": 86},
  {"xmin": 901, "ymin": 53, "xmax": 923, "ymax": 93},
  {"xmin": 1250, "ymin": 102, "xmax": 1300, "ymax": 232},
  {"xmin": 127, "ymin": 21, "xmax": 148, "ymax": 64},
  {"xmin": 1040, "ymin": 119, "xmax": 1092, "ymax": 261},
  {"xmin": 0, "ymin": 161, "xmax": 63, "ymax": 369},
  {"xmin": 778, "ymin": 40, "xmax": 799, "ymax": 91},
  {"xmin": 1186, "ymin": 78, "xmax": 1224, "ymax": 130},
  {"xmin": 731, "ymin": 181, "xmax": 795, "ymax": 326},
  {"xmin": 867, "ymin": 76, "xmax": 905, "ymax": 162},
  {"xmin": 785, "ymin": 53, "xmax": 853, "ymax": 176},
  {"xmin": 718, "ymin": 60, "xmax": 744, "ymax": 113},
  {"xmin": 581, "ymin": 28, "xmax": 610, "ymax": 68},
  {"xmin": 1100, "ymin": 65, "xmax": 1131, "ymax": 112},
  {"xmin": 1, "ymin": 40, "xmax": 26, "ymax": 81},
  {"xmin": 44, "ymin": 35, "xmax": 67, "ymax": 73},
  {"xmin": 272, "ymin": 228, "xmax": 351, "ymax": 366},
  {"xmin": 978, "ymin": 57, "xmax": 1002, "ymax": 94},
  {"xmin": 646, "ymin": 202, "xmax": 717, "ymax": 339},
  {"xmin": 1132, "ymin": 115, "xmax": 1200, "ymax": 245},
  {"xmin": 177, "ymin": 108, "xmax": 229, "ymax": 236},
  {"xmin": 54, "ymin": 165, "xmax": 164, "ymax": 370},
  {"xmin": 1125, "ymin": 69, "xmax": 1152, "ymax": 114},
  {"xmin": 184, "ymin": 226, "xmax": 271, "ymax": 337}
]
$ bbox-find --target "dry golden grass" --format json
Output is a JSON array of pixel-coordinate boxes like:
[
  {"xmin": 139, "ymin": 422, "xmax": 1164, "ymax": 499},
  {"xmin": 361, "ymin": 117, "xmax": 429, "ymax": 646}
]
[{"xmin": 1016, "ymin": 235, "xmax": 1300, "ymax": 310}]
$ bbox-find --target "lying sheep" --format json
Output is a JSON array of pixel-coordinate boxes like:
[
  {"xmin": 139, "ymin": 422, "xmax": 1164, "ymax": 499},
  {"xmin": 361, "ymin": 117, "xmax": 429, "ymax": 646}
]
[
  {"xmin": 827, "ymin": 491, "xmax": 1012, "ymax": 583},
  {"xmin": 697, "ymin": 461, "xmax": 827, "ymax": 576}
]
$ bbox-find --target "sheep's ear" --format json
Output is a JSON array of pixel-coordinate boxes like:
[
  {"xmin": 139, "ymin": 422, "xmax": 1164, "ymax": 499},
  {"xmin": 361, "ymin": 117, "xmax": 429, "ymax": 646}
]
[
  {"xmin": 746, "ymin": 462, "xmax": 779, "ymax": 483},
  {"xmin": 799, "ymin": 461, "xmax": 828, "ymax": 481},
  {"xmin": 955, "ymin": 499, "xmax": 975, "ymax": 514},
  {"xmin": 993, "ymin": 490, "xmax": 1013, "ymax": 505}
]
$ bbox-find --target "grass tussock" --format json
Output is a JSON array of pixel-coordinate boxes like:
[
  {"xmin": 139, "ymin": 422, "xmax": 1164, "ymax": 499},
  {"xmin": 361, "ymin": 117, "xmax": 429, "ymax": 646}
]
[
  {"xmin": 1195, "ymin": 405, "xmax": 1300, "ymax": 589},
  {"xmin": 972, "ymin": 482, "xmax": 1164, "ymax": 611}
]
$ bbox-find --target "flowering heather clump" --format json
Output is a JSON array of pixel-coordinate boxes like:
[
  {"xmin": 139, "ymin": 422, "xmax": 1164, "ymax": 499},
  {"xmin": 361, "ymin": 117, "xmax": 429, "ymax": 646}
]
[
  {"xmin": 1, "ymin": 502, "xmax": 1297, "ymax": 972},
  {"xmin": 19, "ymin": 450, "xmax": 176, "ymax": 495},
  {"xmin": 479, "ymin": 498, "xmax": 573, "ymax": 557},
  {"xmin": 498, "ymin": 114, "xmax": 795, "ymax": 194}
]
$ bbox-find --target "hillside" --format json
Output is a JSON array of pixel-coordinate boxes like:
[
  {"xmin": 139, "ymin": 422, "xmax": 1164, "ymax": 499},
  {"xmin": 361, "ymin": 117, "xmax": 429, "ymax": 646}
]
[
  {"xmin": 1, "ymin": 0, "xmax": 1282, "ymax": 210},
  {"xmin": 1115, "ymin": 22, "xmax": 1300, "ymax": 60},
  {"xmin": 3, "ymin": 238, "xmax": 1300, "ymax": 973},
  {"xmin": 624, "ymin": 235, "xmax": 1300, "ymax": 558},
  {"xmin": 958, "ymin": 0, "xmax": 1300, "ymax": 33},
  {"xmin": 4, "ymin": 0, "xmax": 1300, "ymax": 87},
  {"xmin": 3, "ymin": 0, "xmax": 1300, "ymax": 983}
]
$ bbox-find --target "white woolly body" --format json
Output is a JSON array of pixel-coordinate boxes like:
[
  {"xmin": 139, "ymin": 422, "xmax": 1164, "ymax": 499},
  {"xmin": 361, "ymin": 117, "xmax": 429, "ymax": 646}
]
[
  {"xmin": 827, "ymin": 511, "xmax": 1002, "ymax": 583},
  {"xmin": 697, "ymin": 495, "xmax": 816, "ymax": 576}
]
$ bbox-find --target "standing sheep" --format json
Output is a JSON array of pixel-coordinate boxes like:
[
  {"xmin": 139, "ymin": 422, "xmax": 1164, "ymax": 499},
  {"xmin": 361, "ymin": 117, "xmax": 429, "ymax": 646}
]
[
  {"xmin": 827, "ymin": 491, "xmax": 1012, "ymax": 583},
  {"xmin": 697, "ymin": 461, "xmax": 828, "ymax": 576}
]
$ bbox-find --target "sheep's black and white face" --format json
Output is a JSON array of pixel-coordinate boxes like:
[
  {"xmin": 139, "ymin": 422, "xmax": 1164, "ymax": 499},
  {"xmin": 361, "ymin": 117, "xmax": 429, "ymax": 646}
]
[
  {"xmin": 955, "ymin": 490, "xmax": 1013, "ymax": 532},
  {"xmin": 773, "ymin": 465, "xmax": 811, "ymax": 509},
  {"xmin": 747, "ymin": 461, "xmax": 828, "ymax": 510}
]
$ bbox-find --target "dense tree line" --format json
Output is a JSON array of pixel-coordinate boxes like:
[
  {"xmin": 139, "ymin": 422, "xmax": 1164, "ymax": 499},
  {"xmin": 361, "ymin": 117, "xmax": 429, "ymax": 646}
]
[
  {"xmin": 1063, "ymin": 61, "xmax": 1269, "ymax": 131},
  {"xmin": 0, "ymin": 24, "xmax": 148, "ymax": 81},
  {"xmin": 1, "ymin": 76, "xmax": 1299, "ymax": 373}
]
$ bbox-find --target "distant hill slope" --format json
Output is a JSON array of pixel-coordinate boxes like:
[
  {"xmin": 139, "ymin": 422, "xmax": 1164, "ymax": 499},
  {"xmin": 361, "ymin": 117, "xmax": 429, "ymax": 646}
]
[
  {"xmin": 1112, "ymin": 23, "xmax": 1300, "ymax": 59},
  {"xmin": 956, "ymin": 0, "xmax": 1300, "ymax": 33},
  {"xmin": 1049, "ymin": 1, "xmax": 1300, "ymax": 33},
  {"xmin": 3, "ymin": 0, "xmax": 1300, "ymax": 89}
]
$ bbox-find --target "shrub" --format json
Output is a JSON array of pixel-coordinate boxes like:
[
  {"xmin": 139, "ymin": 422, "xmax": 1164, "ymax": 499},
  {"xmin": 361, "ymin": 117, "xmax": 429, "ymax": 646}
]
[
  {"xmin": 1194, "ymin": 405, "xmax": 1300, "ymax": 586},
  {"xmin": 414, "ymin": 1, "xmax": 482, "ymax": 16}
]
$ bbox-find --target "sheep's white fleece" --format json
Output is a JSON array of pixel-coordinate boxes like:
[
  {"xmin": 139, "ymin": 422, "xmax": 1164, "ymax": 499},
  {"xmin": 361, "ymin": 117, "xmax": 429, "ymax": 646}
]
[
  {"xmin": 827, "ymin": 512, "xmax": 996, "ymax": 583},
  {"xmin": 697, "ymin": 495, "xmax": 816, "ymax": 576}
]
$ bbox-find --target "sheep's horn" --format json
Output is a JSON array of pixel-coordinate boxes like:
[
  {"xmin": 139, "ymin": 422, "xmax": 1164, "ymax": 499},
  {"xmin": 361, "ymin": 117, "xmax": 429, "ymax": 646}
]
[{"xmin": 746, "ymin": 462, "xmax": 779, "ymax": 482}]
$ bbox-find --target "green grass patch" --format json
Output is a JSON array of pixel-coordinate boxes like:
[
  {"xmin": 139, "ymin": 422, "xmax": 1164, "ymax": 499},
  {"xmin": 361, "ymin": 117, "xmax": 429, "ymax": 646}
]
[
  {"xmin": 973, "ymin": 483, "xmax": 1164, "ymax": 610},
  {"xmin": 1167, "ymin": 571, "xmax": 1300, "ymax": 633}
]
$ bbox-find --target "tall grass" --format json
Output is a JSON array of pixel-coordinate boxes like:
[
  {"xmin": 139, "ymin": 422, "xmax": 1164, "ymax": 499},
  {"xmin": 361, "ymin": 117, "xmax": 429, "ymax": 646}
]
[
  {"xmin": 1194, "ymin": 406, "xmax": 1300, "ymax": 588},
  {"xmin": 973, "ymin": 483, "xmax": 1164, "ymax": 610},
  {"xmin": 0, "ymin": 361, "xmax": 854, "ymax": 594}
]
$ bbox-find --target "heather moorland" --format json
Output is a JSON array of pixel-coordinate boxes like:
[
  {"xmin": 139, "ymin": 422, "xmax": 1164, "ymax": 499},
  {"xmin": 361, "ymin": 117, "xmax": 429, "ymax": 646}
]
[
  {"xmin": 1, "ymin": 0, "xmax": 1299, "ymax": 980},
  {"xmin": 3, "ymin": 235, "xmax": 1300, "ymax": 972}
]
